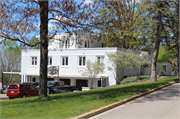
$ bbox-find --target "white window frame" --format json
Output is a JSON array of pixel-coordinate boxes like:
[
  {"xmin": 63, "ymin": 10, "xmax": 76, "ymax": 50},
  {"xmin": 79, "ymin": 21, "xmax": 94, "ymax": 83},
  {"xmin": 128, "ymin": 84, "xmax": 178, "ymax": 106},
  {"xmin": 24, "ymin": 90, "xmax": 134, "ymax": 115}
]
[
  {"xmin": 31, "ymin": 56, "xmax": 37, "ymax": 66},
  {"xmin": 78, "ymin": 56, "xmax": 86, "ymax": 66},
  {"xmin": 96, "ymin": 56, "xmax": 105, "ymax": 63},
  {"xmin": 48, "ymin": 56, "xmax": 52, "ymax": 65},
  {"xmin": 61, "ymin": 56, "xmax": 68, "ymax": 66}
]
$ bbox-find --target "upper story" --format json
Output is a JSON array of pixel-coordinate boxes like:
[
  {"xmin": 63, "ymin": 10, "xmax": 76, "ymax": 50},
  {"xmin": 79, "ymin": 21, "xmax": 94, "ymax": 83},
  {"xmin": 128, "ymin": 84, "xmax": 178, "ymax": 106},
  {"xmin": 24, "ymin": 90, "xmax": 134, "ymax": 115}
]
[{"xmin": 36, "ymin": 33, "xmax": 106, "ymax": 50}]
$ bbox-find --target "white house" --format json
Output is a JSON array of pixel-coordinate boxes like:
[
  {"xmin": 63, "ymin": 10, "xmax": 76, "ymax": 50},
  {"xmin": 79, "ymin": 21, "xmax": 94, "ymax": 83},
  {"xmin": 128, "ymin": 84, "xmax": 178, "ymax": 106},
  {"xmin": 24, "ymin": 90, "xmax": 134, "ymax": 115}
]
[{"xmin": 20, "ymin": 33, "xmax": 172, "ymax": 89}]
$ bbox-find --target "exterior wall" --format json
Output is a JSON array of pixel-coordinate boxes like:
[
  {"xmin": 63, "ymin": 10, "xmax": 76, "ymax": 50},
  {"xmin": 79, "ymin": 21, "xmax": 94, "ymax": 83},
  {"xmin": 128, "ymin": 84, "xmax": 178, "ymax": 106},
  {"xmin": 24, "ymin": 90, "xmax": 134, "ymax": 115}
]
[
  {"xmin": 156, "ymin": 62, "xmax": 172, "ymax": 76},
  {"xmin": 21, "ymin": 48, "xmax": 119, "ymax": 86}
]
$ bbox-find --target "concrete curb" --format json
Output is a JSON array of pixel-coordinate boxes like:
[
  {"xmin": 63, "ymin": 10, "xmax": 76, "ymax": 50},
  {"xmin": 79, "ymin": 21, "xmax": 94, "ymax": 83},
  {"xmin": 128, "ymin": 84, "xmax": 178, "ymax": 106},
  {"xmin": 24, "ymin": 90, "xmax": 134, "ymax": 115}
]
[{"xmin": 73, "ymin": 81, "xmax": 177, "ymax": 119}]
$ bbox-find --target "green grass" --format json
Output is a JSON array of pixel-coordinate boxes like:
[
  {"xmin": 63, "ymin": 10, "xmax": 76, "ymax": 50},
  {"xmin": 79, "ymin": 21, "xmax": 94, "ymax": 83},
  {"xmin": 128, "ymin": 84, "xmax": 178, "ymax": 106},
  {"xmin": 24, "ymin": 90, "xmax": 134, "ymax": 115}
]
[
  {"xmin": 1, "ymin": 77, "xmax": 179, "ymax": 118},
  {"xmin": 120, "ymin": 76, "xmax": 151, "ymax": 85}
]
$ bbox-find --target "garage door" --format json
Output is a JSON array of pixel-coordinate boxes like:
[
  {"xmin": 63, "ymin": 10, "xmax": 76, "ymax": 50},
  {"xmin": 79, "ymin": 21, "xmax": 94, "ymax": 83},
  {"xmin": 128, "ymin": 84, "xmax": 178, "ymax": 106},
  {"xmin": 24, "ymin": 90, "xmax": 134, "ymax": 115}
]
[
  {"xmin": 76, "ymin": 79, "xmax": 88, "ymax": 90},
  {"xmin": 60, "ymin": 79, "xmax": 70, "ymax": 85}
]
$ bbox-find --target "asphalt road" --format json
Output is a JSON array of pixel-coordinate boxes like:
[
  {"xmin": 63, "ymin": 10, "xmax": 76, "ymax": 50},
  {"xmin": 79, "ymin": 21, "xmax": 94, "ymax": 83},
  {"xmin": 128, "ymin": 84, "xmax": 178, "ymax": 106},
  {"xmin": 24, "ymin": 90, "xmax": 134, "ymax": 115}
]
[
  {"xmin": 0, "ymin": 94, "xmax": 9, "ymax": 101},
  {"xmin": 89, "ymin": 83, "xmax": 180, "ymax": 119}
]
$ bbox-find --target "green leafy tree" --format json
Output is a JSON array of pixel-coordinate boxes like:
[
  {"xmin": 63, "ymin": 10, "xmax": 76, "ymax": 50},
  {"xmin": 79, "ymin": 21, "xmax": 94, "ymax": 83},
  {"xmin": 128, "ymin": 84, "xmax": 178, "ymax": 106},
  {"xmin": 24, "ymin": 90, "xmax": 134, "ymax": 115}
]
[
  {"xmin": 90, "ymin": 0, "xmax": 146, "ymax": 49},
  {"xmin": 28, "ymin": 35, "xmax": 40, "ymax": 49},
  {"xmin": 79, "ymin": 60, "xmax": 105, "ymax": 89},
  {"xmin": 138, "ymin": 1, "xmax": 172, "ymax": 82}
]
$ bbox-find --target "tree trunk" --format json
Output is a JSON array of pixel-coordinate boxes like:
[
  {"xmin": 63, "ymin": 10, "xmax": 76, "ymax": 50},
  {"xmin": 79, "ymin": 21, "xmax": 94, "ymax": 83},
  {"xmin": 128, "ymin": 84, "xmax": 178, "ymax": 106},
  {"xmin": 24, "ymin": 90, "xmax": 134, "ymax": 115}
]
[
  {"xmin": 151, "ymin": 41, "xmax": 160, "ymax": 82},
  {"xmin": 39, "ymin": 1, "xmax": 48, "ymax": 98},
  {"xmin": 151, "ymin": 1, "xmax": 162, "ymax": 82},
  {"xmin": 176, "ymin": 46, "xmax": 179, "ymax": 77}
]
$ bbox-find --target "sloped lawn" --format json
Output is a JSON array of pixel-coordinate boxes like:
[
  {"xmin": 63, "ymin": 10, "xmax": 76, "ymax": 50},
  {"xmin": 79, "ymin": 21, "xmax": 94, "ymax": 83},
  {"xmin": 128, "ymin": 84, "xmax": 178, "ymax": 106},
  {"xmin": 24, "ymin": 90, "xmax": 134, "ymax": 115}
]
[{"xmin": 1, "ymin": 77, "xmax": 178, "ymax": 118}]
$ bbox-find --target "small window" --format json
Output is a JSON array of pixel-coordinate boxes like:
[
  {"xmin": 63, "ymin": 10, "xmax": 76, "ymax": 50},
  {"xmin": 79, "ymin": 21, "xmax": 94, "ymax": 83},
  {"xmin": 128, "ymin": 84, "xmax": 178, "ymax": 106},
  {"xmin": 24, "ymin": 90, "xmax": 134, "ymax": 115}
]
[
  {"xmin": 162, "ymin": 65, "xmax": 166, "ymax": 72},
  {"xmin": 97, "ymin": 56, "xmax": 104, "ymax": 63},
  {"xmin": 62, "ymin": 57, "xmax": 68, "ymax": 66},
  {"xmin": 79, "ymin": 56, "xmax": 86, "ymax": 66},
  {"xmin": 31, "ymin": 57, "xmax": 37, "ymax": 66},
  {"xmin": 48, "ymin": 57, "xmax": 52, "ymax": 65},
  {"xmin": 25, "ymin": 85, "xmax": 30, "ymax": 89},
  {"xmin": 85, "ymin": 41, "xmax": 87, "ymax": 48},
  {"xmin": 20, "ymin": 85, "xmax": 24, "ymax": 89},
  {"xmin": 30, "ymin": 85, "xmax": 35, "ymax": 90},
  {"xmin": 33, "ymin": 78, "xmax": 36, "ymax": 82}
]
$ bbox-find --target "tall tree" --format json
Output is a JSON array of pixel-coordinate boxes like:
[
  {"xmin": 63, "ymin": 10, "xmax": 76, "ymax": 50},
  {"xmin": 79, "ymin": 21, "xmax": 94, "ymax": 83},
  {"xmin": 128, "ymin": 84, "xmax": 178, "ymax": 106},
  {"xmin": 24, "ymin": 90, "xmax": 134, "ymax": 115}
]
[
  {"xmin": 138, "ymin": 1, "xmax": 171, "ymax": 82},
  {"xmin": 0, "ymin": 0, "xmax": 98, "ymax": 98},
  {"xmin": 90, "ymin": 0, "xmax": 146, "ymax": 49}
]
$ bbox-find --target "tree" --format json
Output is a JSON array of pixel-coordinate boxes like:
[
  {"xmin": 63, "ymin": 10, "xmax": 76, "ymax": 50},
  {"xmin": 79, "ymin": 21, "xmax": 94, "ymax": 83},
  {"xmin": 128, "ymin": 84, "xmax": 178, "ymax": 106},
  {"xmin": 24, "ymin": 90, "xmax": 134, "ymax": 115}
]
[
  {"xmin": 28, "ymin": 35, "xmax": 40, "ymax": 49},
  {"xmin": 158, "ymin": 45, "xmax": 177, "ymax": 64},
  {"xmin": 89, "ymin": 0, "xmax": 147, "ymax": 50},
  {"xmin": 79, "ymin": 59, "xmax": 105, "ymax": 89},
  {"xmin": 138, "ymin": 1, "xmax": 171, "ymax": 82},
  {"xmin": 0, "ymin": 0, "xmax": 98, "ymax": 98},
  {"xmin": 0, "ymin": 40, "xmax": 23, "ymax": 85}
]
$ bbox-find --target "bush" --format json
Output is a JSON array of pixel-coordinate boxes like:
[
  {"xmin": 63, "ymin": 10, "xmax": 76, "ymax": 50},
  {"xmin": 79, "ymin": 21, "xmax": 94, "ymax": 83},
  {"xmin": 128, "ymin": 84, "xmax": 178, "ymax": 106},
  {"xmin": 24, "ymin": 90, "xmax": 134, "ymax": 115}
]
[
  {"xmin": 172, "ymin": 71, "xmax": 177, "ymax": 76},
  {"xmin": 158, "ymin": 69, "xmax": 165, "ymax": 76}
]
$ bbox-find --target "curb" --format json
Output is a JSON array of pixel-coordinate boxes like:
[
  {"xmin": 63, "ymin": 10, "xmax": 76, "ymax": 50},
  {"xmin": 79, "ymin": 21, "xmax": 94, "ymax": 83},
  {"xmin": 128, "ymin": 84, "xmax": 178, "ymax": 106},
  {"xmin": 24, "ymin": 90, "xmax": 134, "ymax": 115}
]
[{"xmin": 73, "ymin": 81, "xmax": 177, "ymax": 119}]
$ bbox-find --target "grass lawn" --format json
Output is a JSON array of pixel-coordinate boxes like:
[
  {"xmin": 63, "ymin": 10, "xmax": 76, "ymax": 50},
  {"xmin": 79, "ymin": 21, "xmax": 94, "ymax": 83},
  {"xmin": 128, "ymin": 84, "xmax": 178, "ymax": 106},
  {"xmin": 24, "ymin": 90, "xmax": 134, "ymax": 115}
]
[{"xmin": 1, "ymin": 77, "xmax": 179, "ymax": 118}]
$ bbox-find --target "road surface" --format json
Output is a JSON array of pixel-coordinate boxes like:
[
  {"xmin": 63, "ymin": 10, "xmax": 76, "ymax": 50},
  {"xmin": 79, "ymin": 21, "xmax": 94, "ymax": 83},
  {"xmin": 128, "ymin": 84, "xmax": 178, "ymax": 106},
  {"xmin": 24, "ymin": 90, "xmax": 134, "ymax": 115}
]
[
  {"xmin": 0, "ymin": 94, "xmax": 9, "ymax": 101},
  {"xmin": 90, "ymin": 83, "xmax": 180, "ymax": 119}
]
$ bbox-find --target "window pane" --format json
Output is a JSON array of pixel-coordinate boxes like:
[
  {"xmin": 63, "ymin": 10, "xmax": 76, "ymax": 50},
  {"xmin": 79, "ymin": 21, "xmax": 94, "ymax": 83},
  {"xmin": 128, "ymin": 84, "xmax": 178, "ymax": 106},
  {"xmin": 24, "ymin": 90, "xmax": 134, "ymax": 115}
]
[
  {"xmin": 83, "ymin": 57, "xmax": 86, "ymax": 65},
  {"xmin": 32, "ymin": 57, "xmax": 34, "ymax": 65},
  {"xmin": 79, "ymin": 57, "xmax": 82, "ymax": 65},
  {"xmin": 50, "ymin": 57, "xmax": 52, "ymax": 65},
  {"xmin": 62, "ymin": 57, "xmax": 65, "ymax": 65},
  {"xmin": 66, "ymin": 57, "xmax": 68, "ymax": 65},
  {"xmin": 35, "ymin": 57, "xmax": 37, "ymax": 65}
]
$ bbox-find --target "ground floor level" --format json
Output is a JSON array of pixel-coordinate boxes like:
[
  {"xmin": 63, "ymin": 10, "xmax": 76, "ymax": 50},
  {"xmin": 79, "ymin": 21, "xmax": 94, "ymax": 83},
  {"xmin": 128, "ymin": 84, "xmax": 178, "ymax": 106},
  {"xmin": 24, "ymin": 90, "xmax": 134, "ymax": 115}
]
[{"xmin": 21, "ymin": 74, "xmax": 109, "ymax": 90}]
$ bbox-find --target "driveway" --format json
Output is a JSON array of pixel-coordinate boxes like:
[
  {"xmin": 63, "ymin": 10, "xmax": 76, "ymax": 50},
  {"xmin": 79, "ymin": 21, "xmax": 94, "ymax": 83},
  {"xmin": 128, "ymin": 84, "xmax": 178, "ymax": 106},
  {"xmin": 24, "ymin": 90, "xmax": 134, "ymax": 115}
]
[
  {"xmin": 0, "ymin": 94, "xmax": 9, "ymax": 101},
  {"xmin": 89, "ymin": 83, "xmax": 180, "ymax": 119}
]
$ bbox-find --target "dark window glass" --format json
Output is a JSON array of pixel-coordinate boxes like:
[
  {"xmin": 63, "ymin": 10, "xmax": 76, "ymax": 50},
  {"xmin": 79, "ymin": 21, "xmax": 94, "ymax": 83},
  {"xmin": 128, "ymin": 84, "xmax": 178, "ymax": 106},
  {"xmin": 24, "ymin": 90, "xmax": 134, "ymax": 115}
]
[
  {"xmin": 30, "ymin": 85, "xmax": 35, "ymax": 90},
  {"xmin": 20, "ymin": 85, "xmax": 24, "ymax": 89},
  {"xmin": 25, "ymin": 85, "xmax": 30, "ymax": 89},
  {"xmin": 9, "ymin": 85, "xmax": 18, "ymax": 89},
  {"xmin": 66, "ymin": 57, "xmax": 68, "ymax": 65},
  {"xmin": 83, "ymin": 57, "xmax": 86, "ymax": 65}
]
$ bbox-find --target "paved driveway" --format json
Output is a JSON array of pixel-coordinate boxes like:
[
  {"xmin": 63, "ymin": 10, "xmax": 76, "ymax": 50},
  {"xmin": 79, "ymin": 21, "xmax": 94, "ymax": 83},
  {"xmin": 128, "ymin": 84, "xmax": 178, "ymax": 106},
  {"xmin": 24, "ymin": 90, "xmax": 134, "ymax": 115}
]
[
  {"xmin": 0, "ymin": 94, "xmax": 9, "ymax": 101},
  {"xmin": 90, "ymin": 83, "xmax": 180, "ymax": 119}
]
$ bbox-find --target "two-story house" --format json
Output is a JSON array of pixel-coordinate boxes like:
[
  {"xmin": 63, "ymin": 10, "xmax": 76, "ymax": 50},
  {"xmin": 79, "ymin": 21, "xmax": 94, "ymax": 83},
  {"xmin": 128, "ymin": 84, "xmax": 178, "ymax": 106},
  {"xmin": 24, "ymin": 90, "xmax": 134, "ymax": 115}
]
[{"xmin": 20, "ymin": 33, "xmax": 172, "ymax": 89}]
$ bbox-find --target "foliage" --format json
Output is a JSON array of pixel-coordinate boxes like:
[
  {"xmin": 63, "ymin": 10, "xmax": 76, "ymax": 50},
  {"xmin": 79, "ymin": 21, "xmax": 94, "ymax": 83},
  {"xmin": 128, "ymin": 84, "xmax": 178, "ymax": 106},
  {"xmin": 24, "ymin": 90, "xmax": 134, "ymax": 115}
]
[
  {"xmin": 172, "ymin": 71, "xmax": 177, "ymax": 76},
  {"xmin": 158, "ymin": 69, "xmax": 165, "ymax": 76},
  {"xmin": 157, "ymin": 45, "xmax": 177, "ymax": 63},
  {"xmin": 0, "ymin": 0, "xmax": 98, "ymax": 97},
  {"xmin": 90, "ymin": 0, "xmax": 146, "ymax": 49},
  {"xmin": 1, "ymin": 77, "xmax": 178, "ymax": 118},
  {"xmin": 28, "ymin": 35, "xmax": 40, "ymax": 49},
  {"xmin": 79, "ymin": 59, "xmax": 105, "ymax": 89},
  {"xmin": 106, "ymin": 49, "xmax": 149, "ymax": 84},
  {"xmin": 137, "ymin": 1, "xmax": 173, "ymax": 82}
]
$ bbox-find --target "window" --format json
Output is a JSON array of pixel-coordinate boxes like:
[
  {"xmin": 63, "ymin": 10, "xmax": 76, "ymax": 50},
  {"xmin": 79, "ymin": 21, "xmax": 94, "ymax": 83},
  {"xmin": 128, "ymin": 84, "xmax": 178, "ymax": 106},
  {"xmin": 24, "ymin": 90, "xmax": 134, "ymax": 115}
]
[
  {"xmin": 31, "ymin": 57, "xmax": 37, "ymax": 66},
  {"xmin": 97, "ymin": 56, "xmax": 104, "ymax": 63},
  {"xmin": 79, "ymin": 56, "xmax": 86, "ymax": 66},
  {"xmin": 30, "ymin": 85, "xmax": 35, "ymax": 90},
  {"xmin": 48, "ymin": 57, "xmax": 52, "ymax": 65},
  {"xmin": 162, "ymin": 65, "xmax": 166, "ymax": 72},
  {"xmin": 20, "ymin": 85, "xmax": 24, "ymax": 89},
  {"xmin": 62, "ymin": 57, "xmax": 68, "ymax": 66},
  {"xmin": 85, "ymin": 41, "xmax": 87, "ymax": 48},
  {"xmin": 25, "ymin": 85, "xmax": 30, "ymax": 89},
  {"xmin": 33, "ymin": 78, "xmax": 36, "ymax": 82}
]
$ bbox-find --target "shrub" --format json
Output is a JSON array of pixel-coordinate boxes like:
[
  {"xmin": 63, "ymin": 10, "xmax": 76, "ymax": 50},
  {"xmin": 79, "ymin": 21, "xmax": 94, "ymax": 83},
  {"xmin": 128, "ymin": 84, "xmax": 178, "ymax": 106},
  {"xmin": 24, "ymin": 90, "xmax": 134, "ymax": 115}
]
[
  {"xmin": 172, "ymin": 71, "xmax": 177, "ymax": 76},
  {"xmin": 158, "ymin": 69, "xmax": 165, "ymax": 76}
]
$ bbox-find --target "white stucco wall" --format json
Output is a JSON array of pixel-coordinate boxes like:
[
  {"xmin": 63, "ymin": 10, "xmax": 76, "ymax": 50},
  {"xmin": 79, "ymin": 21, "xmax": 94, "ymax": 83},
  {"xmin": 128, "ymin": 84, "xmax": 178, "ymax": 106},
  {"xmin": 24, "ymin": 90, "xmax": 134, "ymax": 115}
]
[{"xmin": 21, "ymin": 48, "xmax": 120, "ymax": 86}]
